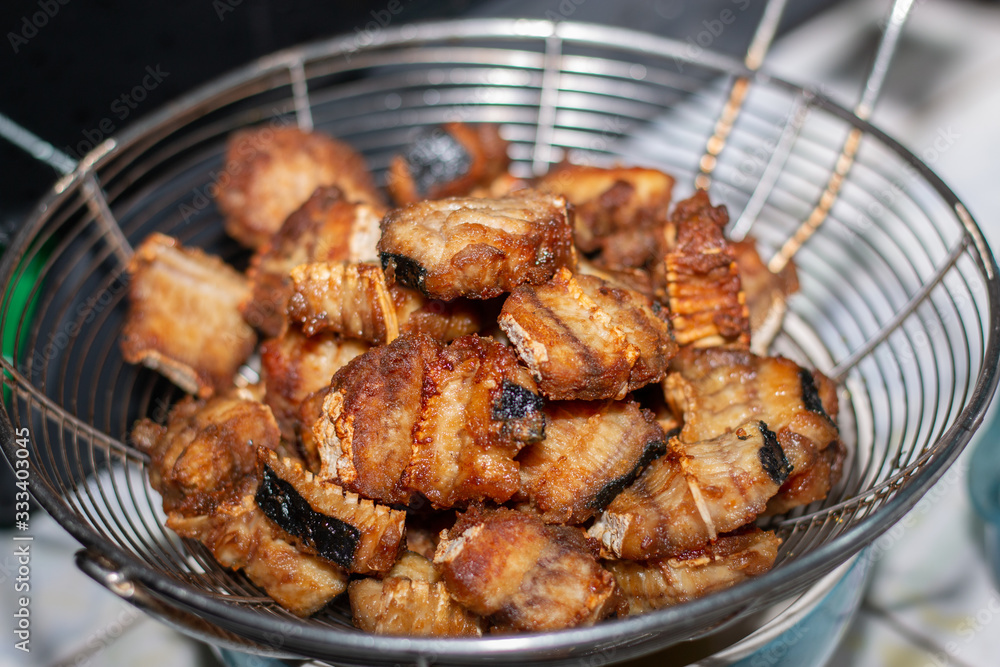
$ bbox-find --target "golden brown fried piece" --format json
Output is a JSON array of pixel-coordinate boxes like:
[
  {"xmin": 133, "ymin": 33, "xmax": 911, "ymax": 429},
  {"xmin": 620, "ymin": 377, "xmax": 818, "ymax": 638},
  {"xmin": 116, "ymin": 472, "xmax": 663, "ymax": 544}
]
[
  {"xmin": 665, "ymin": 192, "xmax": 750, "ymax": 349},
  {"xmin": 731, "ymin": 238, "xmax": 799, "ymax": 354},
  {"xmin": 390, "ymin": 284, "xmax": 484, "ymax": 343},
  {"xmin": 168, "ymin": 495, "xmax": 348, "ymax": 617},
  {"xmin": 256, "ymin": 449, "xmax": 406, "ymax": 574},
  {"xmin": 434, "ymin": 507, "xmax": 619, "ymax": 632},
  {"xmin": 387, "ymin": 122, "xmax": 510, "ymax": 205},
  {"xmin": 244, "ymin": 187, "xmax": 384, "ymax": 337},
  {"xmin": 121, "ymin": 233, "xmax": 256, "ymax": 397},
  {"xmin": 131, "ymin": 388, "xmax": 280, "ymax": 516},
  {"xmin": 378, "ymin": 189, "xmax": 576, "ymax": 301},
  {"xmin": 215, "ymin": 126, "xmax": 382, "ymax": 249},
  {"xmin": 260, "ymin": 328, "xmax": 369, "ymax": 439},
  {"xmin": 606, "ymin": 527, "xmax": 781, "ymax": 616},
  {"xmin": 539, "ymin": 164, "xmax": 674, "ymax": 271},
  {"xmin": 588, "ymin": 421, "xmax": 790, "ymax": 560},
  {"xmin": 577, "ymin": 256, "xmax": 657, "ymax": 301},
  {"xmin": 517, "ymin": 400, "xmax": 666, "ymax": 524},
  {"xmin": 664, "ymin": 347, "xmax": 842, "ymax": 514},
  {"xmin": 287, "ymin": 261, "xmax": 398, "ymax": 344},
  {"xmin": 499, "ymin": 268, "xmax": 676, "ymax": 400}
]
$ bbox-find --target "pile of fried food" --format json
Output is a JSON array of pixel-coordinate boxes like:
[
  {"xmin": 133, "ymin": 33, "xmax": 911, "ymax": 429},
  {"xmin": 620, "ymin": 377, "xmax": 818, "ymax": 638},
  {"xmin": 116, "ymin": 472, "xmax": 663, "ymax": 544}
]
[{"xmin": 123, "ymin": 122, "xmax": 843, "ymax": 636}]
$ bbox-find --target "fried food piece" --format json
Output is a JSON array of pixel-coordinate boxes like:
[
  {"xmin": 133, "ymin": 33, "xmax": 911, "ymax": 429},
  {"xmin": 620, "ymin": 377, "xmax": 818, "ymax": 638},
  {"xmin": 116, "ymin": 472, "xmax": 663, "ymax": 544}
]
[
  {"xmin": 121, "ymin": 233, "xmax": 256, "ymax": 397},
  {"xmin": 388, "ymin": 122, "xmax": 510, "ymax": 205},
  {"xmin": 244, "ymin": 187, "xmax": 384, "ymax": 336},
  {"xmin": 539, "ymin": 164, "xmax": 674, "ymax": 270},
  {"xmin": 665, "ymin": 192, "xmax": 750, "ymax": 349},
  {"xmin": 215, "ymin": 126, "xmax": 382, "ymax": 248},
  {"xmin": 349, "ymin": 552, "xmax": 485, "ymax": 636},
  {"xmin": 167, "ymin": 495, "xmax": 348, "ymax": 617},
  {"xmin": 606, "ymin": 527, "xmax": 781, "ymax": 616},
  {"xmin": 256, "ymin": 449, "xmax": 406, "ymax": 574},
  {"xmin": 664, "ymin": 347, "xmax": 842, "ymax": 513},
  {"xmin": 131, "ymin": 388, "xmax": 280, "ymax": 516},
  {"xmin": 297, "ymin": 389, "xmax": 328, "ymax": 472},
  {"xmin": 732, "ymin": 238, "xmax": 799, "ymax": 354},
  {"xmin": 434, "ymin": 507, "xmax": 619, "ymax": 632},
  {"xmin": 517, "ymin": 400, "xmax": 666, "ymax": 524},
  {"xmin": 588, "ymin": 421, "xmax": 790, "ymax": 560},
  {"xmin": 577, "ymin": 256, "xmax": 657, "ymax": 301},
  {"xmin": 378, "ymin": 189, "xmax": 575, "ymax": 301},
  {"xmin": 404, "ymin": 335, "xmax": 545, "ymax": 507},
  {"xmin": 287, "ymin": 261, "xmax": 398, "ymax": 344},
  {"xmin": 260, "ymin": 328, "xmax": 369, "ymax": 439},
  {"xmin": 499, "ymin": 268, "xmax": 676, "ymax": 400},
  {"xmin": 390, "ymin": 284, "xmax": 484, "ymax": 343}
]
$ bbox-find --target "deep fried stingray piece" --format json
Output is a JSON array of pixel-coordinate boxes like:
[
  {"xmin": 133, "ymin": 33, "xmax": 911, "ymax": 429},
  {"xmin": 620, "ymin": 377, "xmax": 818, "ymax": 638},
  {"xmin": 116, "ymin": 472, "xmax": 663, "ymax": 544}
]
[
  {"xmin": 731, "ymin": 238, "xmax": 799, "ymax": 354},
  {"xmin": 665, "ymin": 191, "xmax": 750, "ymax": 349},
  {"xmin": 606, "ymin": 527, "xmax": 781, "ymax": 616},
  {"xmin": 499, "ymin": 268, "xmax": 676, "ymax": 400},
  {"xmin": 215, "ymin": 126, "xmax": 382, "ymax": 249},
  {"xmin": 588, "ymin": 421, "xmax": 790, "ymax": 560},
  {"xmin": 256, "ymin": 449, "xmax": 406, "ymax": 574},
  {"xmin": 434, "ymin": 507, "xmax": 619, "ymax": 632},
  {"xmin": 387, "ymin": 122, "xmax": 510, "ymax": 205},
  {"xmin": 287, "ymin": 261, "xmax": 398, "ymax": 344},
  {"xmin": 121, "ymin": 233, "xmax": 256, "ymax": 397},
  {"xmin": 539, "ymin": 164, "xmax": 674, "ymax": 270},
  {"xmin": 378, "ymin": 189, "xmax": 575, "ymax": 301},
  {"xmin": 664, "ymin": 347, "xmax": 842, "ymax": 514},
  {"xmin": 390, "ymin": 284, "xmax": 484, "ymax": 343},
  {"xmin": 349, "ymin": 552, "xmax": 484, "ymax": 636},
  {"xmin": 131, "ymin": 387, "xmax": 280, "ymax": 516},
  {"xmin": 517, "ymin": 400, "xmax": 666, "ymax": 524},
  {"xmin": 244, "ymin": 187, "xmax": 384, "ymax": 337},
  {"xmin": 167, "ymin": 495, "xmax": 348, "ymax": 617}
]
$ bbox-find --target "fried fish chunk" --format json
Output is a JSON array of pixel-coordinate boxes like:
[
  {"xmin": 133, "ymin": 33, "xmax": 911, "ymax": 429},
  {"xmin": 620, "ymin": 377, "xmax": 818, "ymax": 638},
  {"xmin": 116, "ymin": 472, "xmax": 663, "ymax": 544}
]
[
  {"xmin": 121, "ymin": 233, "xmax": 256, "ymax": 397},
  {"xmin": 378, "ymin": 189, "xmax": 575, "ymax": 301},
  {"xmin": 390, "ymin": 284, "xmax": 484, "ymax": 343},
  {"xmin": 244, "ymin": 187, "xmax": 384, "ymax": 336},
  {"xmin": 606, "ymin": 527, "xmax": 781, "ymax": 616},
  {"xmin": 434, "ymin": 507, "xmax": 619, "ymax": 632},
  {"xmin": 588, "ymin": 421, "xmax": 790, "ymax": 560},
  {"xmin": 215, "ymin": 126, "xmax": 382, "ymax": 249},
  {"xmin": 499, "ymin": 268, "xmax": 676, "ymax": 400},
  {"xmin": 731, "ymin": 238, "xmax": 799, "ymax": 354},
  {"xmin": 517, "ymin": 400, "xmax": 666, "ymax": 524}
]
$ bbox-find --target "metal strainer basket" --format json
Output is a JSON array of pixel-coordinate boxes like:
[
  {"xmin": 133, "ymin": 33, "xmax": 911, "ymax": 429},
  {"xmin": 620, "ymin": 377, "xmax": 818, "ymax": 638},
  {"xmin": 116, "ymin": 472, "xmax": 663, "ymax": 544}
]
[{"xmin": 1, "ymin": 15, "xmax": 998, "ymax": 667}]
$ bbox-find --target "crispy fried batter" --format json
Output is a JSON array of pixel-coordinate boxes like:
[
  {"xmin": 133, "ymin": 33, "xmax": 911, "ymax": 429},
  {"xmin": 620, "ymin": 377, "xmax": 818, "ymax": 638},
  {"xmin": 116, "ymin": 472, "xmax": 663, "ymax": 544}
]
[
  {"xmin": 390, "ymin": 284, "xmax": 484, "ymax": 343},
  {"xmin": 121, "ymin": 233, "xmax": 256, "ymax": 397},
  {"xmin": 732, "ymin": 238, "xmax": 799, "ymax": 354},
  {"xmin": 434, "ymin": 507, "xmax": 618, "ymax": 632},
  {"xmin": 215, "ymin": 126, "xmax": 382, "ymax": 248},
  {"xmin": 517, "ymin": 400, "xmax": 666, "ymax": 524},
  {"xmin": 378, "ymin": 189, "xmax": 576, "ymax": 301},
  {"xmin": 499, "ymin": 268, "xmax": 676, "ymax": 400},
  {"xmin": 287, "ymin": 261, "xmax": 398, "ymax": 344}
]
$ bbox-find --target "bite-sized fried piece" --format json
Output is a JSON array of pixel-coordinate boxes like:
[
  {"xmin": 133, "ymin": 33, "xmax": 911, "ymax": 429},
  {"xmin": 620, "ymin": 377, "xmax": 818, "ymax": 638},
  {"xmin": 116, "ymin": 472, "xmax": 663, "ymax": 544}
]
[
  {"xmin": 297, "ymin": 389, "xmax": 327, "ymax": 472},
  {"xmin": 255, "ymin": 449, "xmax": 406, "ymax": 574},
  {"xmin": 518, "ymin": 400, "xmax": 667, "ymax": 524},
  {"xmin": 467, "ymin": 172, "xmax": 531, "ymax": 199},
  {"xmin": 577, "ymin": 256, "xmax": 657, "ymax": 301},
  {"xmin": 260, "ymin": 328, "xmax": 369, "ymax": 439},
  {"xmin": 664, "ymin": 347, "xmax": 842, "ymax": 513},
  {"xmin": 539, "ymin": 164, "xmax": 674, "ymax": 270},
  {"xmin": 390, "ymin": 284, "xmax": 484, "ymax": 343},
  {"xmin": 287, "ymin": 261, "xmax": 398, "ymax": 344},
  {"xmin": 131, "ymin": 388, "xmax": 280, "ymax": 516},
  {"xmin": 168, "ymin": 495, "xmax": 348, "ymax": 617},
  {"xmin": 499, "ymin": 268, "xmax": 676, "ymax": 400},
  {"xmin": 244, "ymin": 187, "xmax": 384, "ymax": 336},
  {"xmin": 215, "ymin": 126, "xmax": 382, "ymax": 248},
  {"xmin": 121, "ymin": 233, "xmax": 256, "ymax": 397},
  {"xmin": 405, "ymin": 525, "xmax": 440, "ymax": 560},
  {"xmin": 665, "ymin": 192, "xmax": 750, "ymax": 349},
  {"xmin": 588, "ymin": 421, "xmax": 790, "ymax": 560},
  {"xmin": 435, "ymin": 507, "xmax": 619, "ymax": 632},
  {"xmin": 378, "ymin": 189, "xmax": 575, "ymax": 301},
  {"xmin": 606, "ymin": 527, "xmax": 781, "ymax": 616},
  {"xmin": 388, "ymin": 122, "xmax": 510, "ymax": 205},
  {"xmin": 732, "ymin": 238, "xmax": 799, "ymax": 354},
  {"xmin": 404, "ymin": 335, "xmax": 546, "ymax": 507}
]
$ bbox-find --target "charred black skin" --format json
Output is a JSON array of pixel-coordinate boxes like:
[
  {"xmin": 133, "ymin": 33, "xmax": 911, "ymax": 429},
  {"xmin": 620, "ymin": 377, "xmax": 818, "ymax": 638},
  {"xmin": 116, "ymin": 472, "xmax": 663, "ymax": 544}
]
[
  {"xmin": 756, "ymin": 421, "xmax": 793, "ymax": 485},
  {"xmin": 494, "ymin": 379, "xmax": 546, "ymax": 444},
  {"xmin": 586, "ymin": 435, "xmax": 668, "ymax": 512},
  {"xmin": 256, "ymin": 464, "xmax": 361, "ymax": 568},
  {"xmin": 406, "ymin": 128, "xmax": 473, "ymax": 196},
  {"xmin": 381, "ymin": 253, "xmax": 429, "ymax": 295},
  {"xmin": 799, "ymin": 368, "xmax": 835, "ymax": 427}
]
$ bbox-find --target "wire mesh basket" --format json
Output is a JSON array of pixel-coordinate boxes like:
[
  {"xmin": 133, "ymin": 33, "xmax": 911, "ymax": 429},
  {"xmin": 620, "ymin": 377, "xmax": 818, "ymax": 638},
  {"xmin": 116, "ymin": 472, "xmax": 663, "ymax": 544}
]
[{"xmin": 1, "ymin": 17, "xmax": 998, "ymax": 666}]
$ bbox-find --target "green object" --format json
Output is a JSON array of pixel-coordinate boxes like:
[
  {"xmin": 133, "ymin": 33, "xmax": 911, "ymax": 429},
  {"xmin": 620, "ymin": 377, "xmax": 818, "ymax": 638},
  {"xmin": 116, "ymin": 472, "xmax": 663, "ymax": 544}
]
[{"xmin": 2, "ymin": 239, "xmax": 47, "ymax": 395}]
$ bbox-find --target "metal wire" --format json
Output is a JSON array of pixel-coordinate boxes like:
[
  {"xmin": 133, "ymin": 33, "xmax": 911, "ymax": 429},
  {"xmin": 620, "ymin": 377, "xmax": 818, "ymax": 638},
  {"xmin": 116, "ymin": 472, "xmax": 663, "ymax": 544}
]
[{"xmin": 0, "ymin": 16, "xmax": 997, "ymax": 667}]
